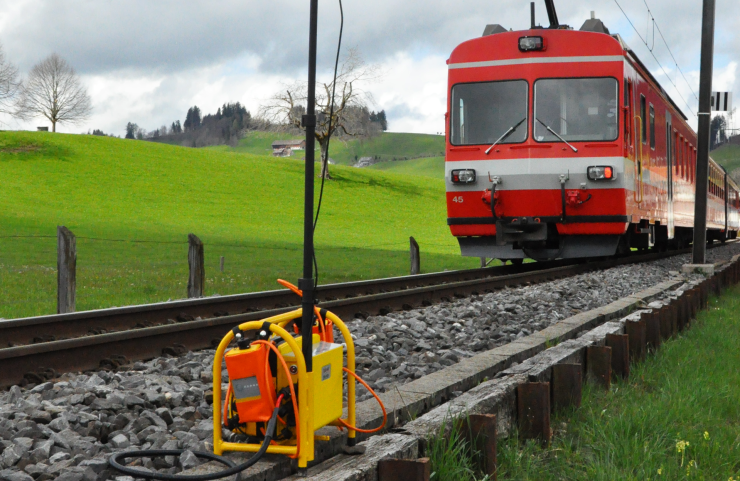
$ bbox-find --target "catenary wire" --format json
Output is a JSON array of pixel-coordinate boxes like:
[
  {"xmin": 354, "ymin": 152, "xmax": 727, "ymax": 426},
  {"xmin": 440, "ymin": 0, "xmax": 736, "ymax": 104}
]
[
  {"xmin": 612, "ymin": 0, "xmax": 697, "ymax": 119},
  {"xmin": 641, "ymin": 0, "xmax": 699, "ymax": 101}
]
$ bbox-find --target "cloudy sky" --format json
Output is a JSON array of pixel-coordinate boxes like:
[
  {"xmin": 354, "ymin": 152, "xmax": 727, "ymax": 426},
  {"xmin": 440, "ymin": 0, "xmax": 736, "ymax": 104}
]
[{"xmin": 0, "ymin": 0, "xmax": 737, "ymax": 136}]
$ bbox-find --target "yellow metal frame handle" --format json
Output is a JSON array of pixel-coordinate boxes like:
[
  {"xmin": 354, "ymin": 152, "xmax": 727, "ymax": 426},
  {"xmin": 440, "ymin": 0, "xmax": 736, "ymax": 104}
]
[{"xmin": 211, "ymin": 307, "xmax": 357, "ymax": 468}]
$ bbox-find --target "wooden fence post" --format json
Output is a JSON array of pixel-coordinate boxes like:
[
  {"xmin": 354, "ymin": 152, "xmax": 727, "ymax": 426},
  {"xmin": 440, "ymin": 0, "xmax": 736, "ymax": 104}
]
[
  {"xmin": 480, "ymin": 257, "xmax": 487, "ymax": 268},
  {"xmin": 410, "ymin": 236, "xmax": 420, "ymax": 275},
  {"xmin": 188, "ymin": 234, "xmax": 204, "ymax": 298},
  {"xmin": 57, "ymin": 226, "xmax": 76, "ymax": 314},
  {"xmin": 378, "ymin": 458, "xmax": 430, "ymax": 481},
  {"xmin": 220, "ymin": 256, "xmax": 225, "ymax": 272}
]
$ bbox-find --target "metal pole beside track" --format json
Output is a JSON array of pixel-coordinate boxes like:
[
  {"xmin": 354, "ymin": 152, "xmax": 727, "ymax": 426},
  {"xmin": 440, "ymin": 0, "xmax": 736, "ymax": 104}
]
[
  {"xmin": 300, "ymin": 0, "xmax": 319, "ymax": 373},
  {"xmin": 691, "ymin": 0, "xmax": 716, "ymax": 265}
]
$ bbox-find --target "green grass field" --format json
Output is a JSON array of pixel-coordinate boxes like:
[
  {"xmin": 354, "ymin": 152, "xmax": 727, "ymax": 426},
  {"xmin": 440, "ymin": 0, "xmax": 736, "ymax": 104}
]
[
  {"xmin": 226, "ymin": 130, "xmax": 445, "ymax": 171},
  {"xmin": 0, "ymin": 131, "xmax": 474, "ymax": 319},
  {"xmin": 367, "ymin": 156, "xmax": 445, "ymax": 179},
  {"xmin": 496, "ymin": 286, "xmax": 740, "ymax": 480},
  {"xmin": 327, "ymin": 132, "xmax": 445, "ymax": 166},
  {"xmin": 711, "ymin": 143, "xmax": 740, "ymax": 180}
]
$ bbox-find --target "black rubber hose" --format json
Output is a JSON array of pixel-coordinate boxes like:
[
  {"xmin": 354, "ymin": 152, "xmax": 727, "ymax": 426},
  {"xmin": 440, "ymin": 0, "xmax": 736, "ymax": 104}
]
[{"xmin": 109, "ymin": 406, "xmax": 280, "ymax": 481}]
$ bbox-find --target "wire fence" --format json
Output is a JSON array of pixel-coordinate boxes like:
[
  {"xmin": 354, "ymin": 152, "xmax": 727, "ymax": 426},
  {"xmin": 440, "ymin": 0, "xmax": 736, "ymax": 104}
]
[{"xmin": 0, "ymin": 228, "xmax": 468, "ymax": 319}]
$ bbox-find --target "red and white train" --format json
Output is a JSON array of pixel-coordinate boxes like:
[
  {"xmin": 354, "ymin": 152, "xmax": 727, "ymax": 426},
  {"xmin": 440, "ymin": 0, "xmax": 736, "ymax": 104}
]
[{"xmin": 445, "ymin": 5, "xmax": 740, "ymax": 261}]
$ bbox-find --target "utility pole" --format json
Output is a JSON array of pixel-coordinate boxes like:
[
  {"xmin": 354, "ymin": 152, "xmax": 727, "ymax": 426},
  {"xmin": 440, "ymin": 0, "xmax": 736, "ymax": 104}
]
[
  {"xmin": 299, "ymin": 0, "xmax": 319, "ymax": 374},
  {"xmin": 689, "ymin": 0, "xmax": 716, "ymax": 269}
]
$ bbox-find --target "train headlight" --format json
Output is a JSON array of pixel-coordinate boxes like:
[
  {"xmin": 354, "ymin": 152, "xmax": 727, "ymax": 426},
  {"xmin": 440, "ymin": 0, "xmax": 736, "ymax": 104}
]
[
  {"xmin": 518, "ymin": 36, "xmax": 544, "ymax": 52},
  {"xmin": 451, "ymin": 169, "xmax": 476, "ymax": 184},
  {"xmin": 587, "ymin": 166, "xmax": 615, "ymax": 180}
]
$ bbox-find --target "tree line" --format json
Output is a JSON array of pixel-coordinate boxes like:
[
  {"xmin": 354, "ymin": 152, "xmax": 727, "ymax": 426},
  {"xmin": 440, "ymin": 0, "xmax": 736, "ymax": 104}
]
[
  {"xmin": 1, "ymin": 39, "xmax": 391, "ymax": 175},
  {"xmin": 0, "ymin": 44, "xmax": 91, "ymax": 132}
]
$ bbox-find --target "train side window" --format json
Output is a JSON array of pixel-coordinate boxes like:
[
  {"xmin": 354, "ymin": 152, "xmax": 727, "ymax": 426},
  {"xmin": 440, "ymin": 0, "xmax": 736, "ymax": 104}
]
[
  {"xmin": 685, "ymin": 142, "xmax": 689, "ymax": 180},
  {"xmin": 649, "ymin": 105, "xmax": 656, "ymax": 149},
  {"xmin": 640, "ymin": 95, "xmax": 647, "ymax": 144},
  {"xmin": 674, "ymin": 132, "xmax": 679, "ymax": 177},
  {"xmin": 685, "ymin": 140, "xmax": 689, "ymax": 181}
]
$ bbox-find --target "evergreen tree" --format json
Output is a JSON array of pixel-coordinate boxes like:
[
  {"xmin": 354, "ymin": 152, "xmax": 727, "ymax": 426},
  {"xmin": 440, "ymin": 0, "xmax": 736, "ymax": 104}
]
[
  {"xmin": 710, "ymin": 115, "xmax": 727, "ymax": 150},
  {"xmin": 183, "ymin": 106, "xmax": 201, "ymax": 132},
  {"xmin": 125, "ymin": 122, "xmax": 138, "ymax": 139}
]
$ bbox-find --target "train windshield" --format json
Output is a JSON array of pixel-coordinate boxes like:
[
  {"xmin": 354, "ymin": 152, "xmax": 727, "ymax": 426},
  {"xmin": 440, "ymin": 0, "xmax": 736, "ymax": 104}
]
[
  {"xmin": 450, "ymin": 80, "xmax": 528, "ymax": 146},
  {"xmin": 533, "ymin": 78, "xmax": 618, "ymax": 142}
]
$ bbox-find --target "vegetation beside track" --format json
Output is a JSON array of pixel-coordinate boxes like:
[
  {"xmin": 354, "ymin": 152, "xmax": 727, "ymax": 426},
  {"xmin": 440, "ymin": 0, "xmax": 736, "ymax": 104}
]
[
  {"xmin": 222, "ymin": 130, "xmax": 445, "ymax": 170},
  {"xmin": 496, "ymin": 285, "xmax": 740, "ymax": 480},
  {"xmin": 0, "ymin": 131, "xmax": 474, "ymax": 319},
  {"xmin": 712, "ymin": 143, "xmax": 740, "ymax": 181}
]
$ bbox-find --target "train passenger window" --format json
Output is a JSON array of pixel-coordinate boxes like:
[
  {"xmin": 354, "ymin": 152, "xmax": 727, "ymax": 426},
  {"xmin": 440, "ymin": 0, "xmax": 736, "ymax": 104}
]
[
  {"xmin": 533, "ymin": 77, "xmax": 618, "ymax": 142},
  {"xmin": 640, "ymin": 95, "xmax": 647, "ymax": 144},
  {"xmin": 674, "ymin": 132, "xmax": 679, "ymax": 176},
  {"xmin": 649, "ymin": 105, "xmax": 656, "ymax": 149},
  {"xmin": 450, "ymin": 80, "xmax": 528, "ymax": 146}
]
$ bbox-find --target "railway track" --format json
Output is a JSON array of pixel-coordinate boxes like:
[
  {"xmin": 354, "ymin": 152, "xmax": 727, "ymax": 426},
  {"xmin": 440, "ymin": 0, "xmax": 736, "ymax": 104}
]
[{"xmin": 0, "ymin": 245, "xmax": 726, "ymax": 388}]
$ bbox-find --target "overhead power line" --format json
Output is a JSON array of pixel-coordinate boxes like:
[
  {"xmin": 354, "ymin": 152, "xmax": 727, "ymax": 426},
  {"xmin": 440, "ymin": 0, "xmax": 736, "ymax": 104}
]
[
  {"xmin": 612, "ymin": 0, "xmax": 698, "ymax": 119},
  {"xmin": 641, "ymin": 0, "xmax": 699, "ymax": 101}
]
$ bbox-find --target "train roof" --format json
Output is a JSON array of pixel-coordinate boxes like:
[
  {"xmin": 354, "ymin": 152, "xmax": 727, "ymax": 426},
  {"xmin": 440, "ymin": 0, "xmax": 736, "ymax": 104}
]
[{"xmin": 448, "ymin": 28, "xmax": 689, "ymax": 123}]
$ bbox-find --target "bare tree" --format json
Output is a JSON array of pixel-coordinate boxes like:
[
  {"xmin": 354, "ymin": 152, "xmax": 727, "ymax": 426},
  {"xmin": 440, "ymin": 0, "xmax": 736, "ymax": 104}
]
[
  {"xmin": 259, "ymin": 48, "xmax": 381, "ymax": 178},
  {"xmin": 16, "ymin": 53, "xmax": 92, "ymax": 132},
  {"xmin": 0, "ymin": 43, "xmax": 20, "ymax": 116}
]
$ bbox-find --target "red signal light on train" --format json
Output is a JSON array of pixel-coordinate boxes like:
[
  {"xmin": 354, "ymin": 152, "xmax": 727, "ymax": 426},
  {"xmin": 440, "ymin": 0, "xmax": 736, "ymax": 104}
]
[
  {"xmin": 587, "ymin": 166, "xmax": 615, "ymax": 181},
  {"xmin": 518, "ymin": 36, "xmax": 544, "ymax": 52},
  {"xmin": 451, "ymin": 169, "xmax": 476, "ymax": 184}
]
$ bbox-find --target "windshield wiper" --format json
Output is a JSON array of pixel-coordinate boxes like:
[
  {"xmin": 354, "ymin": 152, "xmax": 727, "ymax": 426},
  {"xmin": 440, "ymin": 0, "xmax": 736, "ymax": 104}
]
[
  {"xmin": 485, "ymin": 117, "xmax": 526, "ymax": 155},
  {"xmin": 535, "ymin": 118, "xmax": 578, "ymax": 152}
]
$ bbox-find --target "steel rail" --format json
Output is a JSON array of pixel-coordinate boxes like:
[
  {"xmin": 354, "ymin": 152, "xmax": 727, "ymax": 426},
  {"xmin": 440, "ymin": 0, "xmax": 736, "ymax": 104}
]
[
  {"xmin": 0, "ymin": 259, "xmax": 580, "ymax": 347},
  {"xmin": 0, "ymin": 243, "xmax": 731, "ymax": 388}
]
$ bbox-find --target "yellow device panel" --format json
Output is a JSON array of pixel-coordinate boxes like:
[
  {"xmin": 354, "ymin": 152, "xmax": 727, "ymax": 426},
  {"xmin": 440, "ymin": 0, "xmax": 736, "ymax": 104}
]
[{"xmin": 278, "ymin": 336, "xmax": 343, "ymax": 431}]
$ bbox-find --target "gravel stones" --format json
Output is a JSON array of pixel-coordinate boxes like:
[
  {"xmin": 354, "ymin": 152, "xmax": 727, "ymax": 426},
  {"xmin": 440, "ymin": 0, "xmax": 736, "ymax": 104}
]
[
  {"xmin": 0, "ymin": 243, "xmax": 737, "ymax": 480},
  {"xmin": 343, "ymin": 243, "xmax": 740, "ymax": 401}
]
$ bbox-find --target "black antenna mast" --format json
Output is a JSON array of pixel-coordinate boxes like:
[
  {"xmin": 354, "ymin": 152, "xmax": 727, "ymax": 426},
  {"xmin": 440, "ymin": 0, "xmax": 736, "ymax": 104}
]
[{"xmin": 544, "ymin": 0, "xmax": 559, "ymax": 28}]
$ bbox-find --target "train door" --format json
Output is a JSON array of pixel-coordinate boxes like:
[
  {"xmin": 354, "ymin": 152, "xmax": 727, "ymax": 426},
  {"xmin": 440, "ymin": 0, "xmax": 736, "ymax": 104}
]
[
  {"xmin": 624, "ymin": 79, "xmax": 634, "ymax": 159},
  {"xmin": 665, "ymin": 112, "xmax": 674, "ymax": 238}
]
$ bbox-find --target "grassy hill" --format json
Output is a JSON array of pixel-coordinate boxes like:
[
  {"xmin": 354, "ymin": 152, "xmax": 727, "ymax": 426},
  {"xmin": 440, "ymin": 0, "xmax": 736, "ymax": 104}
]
[
  {"xmin": 710, "ymin": 143, "xmax": 740, "ymax": 181},
  {"xmin": 367, "ymin": 156, "xmax": 445, "ymax": 179},
  {"xmin": 327, "ymin": 132, "xmax": 445, "ymax": 166},
  {"xmin": 226, "ymin": 131, "xmax": 445, "ymax": 172},
  {"xmin": 0, "ymin": 132, "xmax": 472, "ymax": 319}
]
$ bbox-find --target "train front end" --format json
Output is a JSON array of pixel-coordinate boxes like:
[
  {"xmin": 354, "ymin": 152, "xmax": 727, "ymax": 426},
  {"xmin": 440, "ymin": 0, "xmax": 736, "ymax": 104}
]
[{"xmin": 446, "ymin": 26, "xmax": 630, "ymax": 261}]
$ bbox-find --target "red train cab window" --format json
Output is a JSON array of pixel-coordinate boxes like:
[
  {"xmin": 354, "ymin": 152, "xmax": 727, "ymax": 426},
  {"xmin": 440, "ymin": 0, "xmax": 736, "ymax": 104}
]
[
  {"xmin": 450, "ymin": 80, "xmax": 529, "ymax": 146},
  {"xmin": 533, "ymin": 77, "xmax": 619, "ymax": 143}
]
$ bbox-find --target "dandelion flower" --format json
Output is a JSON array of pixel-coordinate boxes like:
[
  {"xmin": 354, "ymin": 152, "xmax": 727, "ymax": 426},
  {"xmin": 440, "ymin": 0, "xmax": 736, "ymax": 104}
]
[
  {"xmin": 657, "ymin": 467, "xmax": 663, "ymax": 475},
  {"xmin": 704, "ymin": 431, "xmax": 710, "ymax": 440}
]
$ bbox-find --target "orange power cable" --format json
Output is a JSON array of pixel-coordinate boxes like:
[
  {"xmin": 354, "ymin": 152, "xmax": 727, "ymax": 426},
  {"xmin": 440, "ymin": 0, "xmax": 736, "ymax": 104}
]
[
  {"xmin": 277, "ymin": 278, "xmax": 330, "ymax": 342},
  {"xmin": 252, "ymin": 340, "xmax": 301, "ymax": 458},
  {"xmin": 337, "ymin": 368, "xmax": 387, "ymax": 434}
]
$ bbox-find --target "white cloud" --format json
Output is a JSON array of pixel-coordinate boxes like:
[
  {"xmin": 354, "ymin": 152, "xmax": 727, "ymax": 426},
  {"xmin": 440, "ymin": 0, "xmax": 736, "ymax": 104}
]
[
  {"xmin": 0, "ymin": 0, "xmax": 739, "ymax": 136},
  {"xmin": 373, "ymin": 53, "xmax": 447, "ymax": 134}
]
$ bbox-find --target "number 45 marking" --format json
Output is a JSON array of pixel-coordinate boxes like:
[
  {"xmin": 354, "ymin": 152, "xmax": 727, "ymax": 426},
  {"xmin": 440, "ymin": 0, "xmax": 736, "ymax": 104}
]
[{"xmin": 452, "ymin": 196, "xmax": 464, "ymax": 203}]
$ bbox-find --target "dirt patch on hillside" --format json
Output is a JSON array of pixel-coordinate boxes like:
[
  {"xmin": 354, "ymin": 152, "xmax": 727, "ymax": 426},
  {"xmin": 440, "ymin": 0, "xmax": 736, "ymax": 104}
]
[{"xmin": 0, "ymin": 145, "xmax": 41, "ymax": 154}]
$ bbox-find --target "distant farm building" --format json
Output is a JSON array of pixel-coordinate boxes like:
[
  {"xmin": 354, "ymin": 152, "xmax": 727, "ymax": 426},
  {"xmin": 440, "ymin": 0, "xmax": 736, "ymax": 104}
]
[
  {"xmin": 354, "ymin": 156, "xmax": 377, "ymax": 168},
  {"xmin": 272, "ymin": 140, "xmax": 306, "ymax": 157}
]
